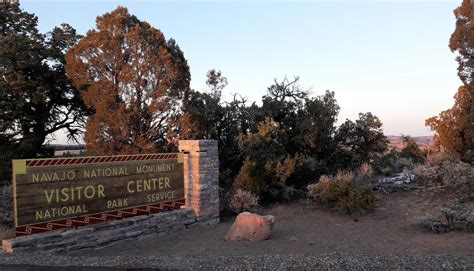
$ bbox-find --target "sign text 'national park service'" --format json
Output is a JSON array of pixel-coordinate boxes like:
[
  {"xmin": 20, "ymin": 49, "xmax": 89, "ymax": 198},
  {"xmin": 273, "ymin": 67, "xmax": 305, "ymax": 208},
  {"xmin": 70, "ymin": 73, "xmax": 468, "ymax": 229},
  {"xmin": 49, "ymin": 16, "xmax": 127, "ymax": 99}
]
[{"xmin": 12, "ymin": 153, "xmax": 185, "ymax": 236}]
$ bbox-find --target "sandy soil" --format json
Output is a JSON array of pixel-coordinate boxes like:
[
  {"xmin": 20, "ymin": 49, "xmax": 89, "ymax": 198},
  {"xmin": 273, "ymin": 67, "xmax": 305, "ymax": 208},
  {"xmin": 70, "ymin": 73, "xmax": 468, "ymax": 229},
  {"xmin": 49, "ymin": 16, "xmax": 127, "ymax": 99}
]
[
  {"xmin": 0, "ymin": 189, "xmax": 472, "ymax": 269},
  {"xmin": 72, "ymin": 190, "xmax": 473, "ymax": 259}
]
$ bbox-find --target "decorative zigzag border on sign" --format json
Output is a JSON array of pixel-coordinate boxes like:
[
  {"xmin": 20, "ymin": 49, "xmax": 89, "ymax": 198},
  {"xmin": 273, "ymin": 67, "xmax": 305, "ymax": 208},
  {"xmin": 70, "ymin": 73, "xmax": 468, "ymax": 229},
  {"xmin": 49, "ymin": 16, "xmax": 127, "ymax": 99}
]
[
  {"xmin": 15, "ymin": 199, "xmax": 186, "ymax": 236},
  {"xmin": 25, "ymin": 153, "xmax": 179, "ymax": 167}
]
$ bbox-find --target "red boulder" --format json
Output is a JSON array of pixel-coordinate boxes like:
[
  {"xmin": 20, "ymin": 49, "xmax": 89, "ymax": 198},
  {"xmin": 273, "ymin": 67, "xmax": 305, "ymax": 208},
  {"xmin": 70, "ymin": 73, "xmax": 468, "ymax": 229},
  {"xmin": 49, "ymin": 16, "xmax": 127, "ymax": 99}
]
[{"xmin": 225, "ymin": 212, "xmax": 275, "ymax": 241}]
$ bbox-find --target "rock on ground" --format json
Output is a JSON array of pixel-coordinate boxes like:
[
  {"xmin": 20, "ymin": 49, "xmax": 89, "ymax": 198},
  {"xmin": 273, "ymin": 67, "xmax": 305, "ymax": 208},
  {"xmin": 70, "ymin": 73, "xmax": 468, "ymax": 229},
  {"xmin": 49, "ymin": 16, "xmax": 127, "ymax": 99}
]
[{"xmin": 225, "ymin": 212, "xmax": 275, "ymax": 241}]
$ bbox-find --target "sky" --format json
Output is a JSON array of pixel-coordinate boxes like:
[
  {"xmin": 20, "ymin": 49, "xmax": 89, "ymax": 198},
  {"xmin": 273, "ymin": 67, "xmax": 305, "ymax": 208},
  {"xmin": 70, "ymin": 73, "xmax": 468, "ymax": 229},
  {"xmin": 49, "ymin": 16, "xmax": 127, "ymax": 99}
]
[{"xmin": 20, "ymin": 0, "xmax": 462, "ymax": 143}]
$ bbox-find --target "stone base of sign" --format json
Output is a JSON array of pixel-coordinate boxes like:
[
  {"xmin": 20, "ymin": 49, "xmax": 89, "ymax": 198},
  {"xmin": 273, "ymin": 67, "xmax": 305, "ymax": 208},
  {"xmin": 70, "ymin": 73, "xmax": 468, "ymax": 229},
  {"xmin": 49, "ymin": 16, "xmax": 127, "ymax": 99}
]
[
  {"xmin": 3, "ymin": 207, "xmax": 198, "ymax": 253},
  {"xmin": 178, "ymin": 140, "xmax": 220, "ymax": 226},
  {"xmin": 2, "ymin": 140, "xmax": 220, "ymax": 253}
]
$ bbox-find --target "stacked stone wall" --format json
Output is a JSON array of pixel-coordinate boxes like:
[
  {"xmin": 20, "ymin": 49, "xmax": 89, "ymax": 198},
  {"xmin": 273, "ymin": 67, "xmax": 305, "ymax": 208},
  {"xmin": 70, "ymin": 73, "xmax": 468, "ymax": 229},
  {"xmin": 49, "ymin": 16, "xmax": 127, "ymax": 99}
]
[
  {"xmin": 3, "ymin": 208, "xmax": 196, "ymax": 253},
  {"xmin": 178, "ymin": 140, "xmax": 220, "ymax": 225}
]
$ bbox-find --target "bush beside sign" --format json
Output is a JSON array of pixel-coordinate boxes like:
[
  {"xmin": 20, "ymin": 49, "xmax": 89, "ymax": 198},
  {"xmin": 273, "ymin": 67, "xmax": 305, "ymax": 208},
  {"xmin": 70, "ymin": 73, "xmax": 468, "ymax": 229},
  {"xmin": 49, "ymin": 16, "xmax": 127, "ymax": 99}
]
[{"xmin": 12, "ymin": 153, "xmax": 185, "ymax": 236}]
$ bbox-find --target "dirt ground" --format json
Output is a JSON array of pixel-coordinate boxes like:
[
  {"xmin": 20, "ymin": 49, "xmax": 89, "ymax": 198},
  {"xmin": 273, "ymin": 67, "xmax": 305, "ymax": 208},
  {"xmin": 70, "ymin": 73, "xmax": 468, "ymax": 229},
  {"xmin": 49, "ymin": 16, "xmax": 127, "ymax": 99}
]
[
  {"xmin": 72, "ymin": 190, "xmax": 473, "ymax": 259},
  {"xmin": 0, "ymin": 189, "xmax": 473, "ymax": 269}
]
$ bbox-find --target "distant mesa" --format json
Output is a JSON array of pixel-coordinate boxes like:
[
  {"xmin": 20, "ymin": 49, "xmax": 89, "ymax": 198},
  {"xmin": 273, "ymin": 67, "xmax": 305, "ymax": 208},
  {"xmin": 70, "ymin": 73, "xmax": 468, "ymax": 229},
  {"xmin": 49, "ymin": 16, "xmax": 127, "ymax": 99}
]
[
  {"xmin": 47, "ymin": 144, "xmax": 85, "ymax": 157},
  {"xmin": 54, "ymin": 149, "xmax": 84, "ymax": 157},
  {"xmin": 49, "ymin": 136, "xmax": 434, "ymax": 156},
  {"xmin": 386, "ymin": 135, "xmax": 434, "ymax": 150}
]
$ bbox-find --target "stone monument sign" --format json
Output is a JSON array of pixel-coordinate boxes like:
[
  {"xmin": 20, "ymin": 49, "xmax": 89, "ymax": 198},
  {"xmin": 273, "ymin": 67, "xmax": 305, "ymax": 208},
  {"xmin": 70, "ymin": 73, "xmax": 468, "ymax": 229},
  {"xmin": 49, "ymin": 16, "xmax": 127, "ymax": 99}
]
[{"xmin": 12, "ymin": 153, "xmax": 184, "ymax": 236}]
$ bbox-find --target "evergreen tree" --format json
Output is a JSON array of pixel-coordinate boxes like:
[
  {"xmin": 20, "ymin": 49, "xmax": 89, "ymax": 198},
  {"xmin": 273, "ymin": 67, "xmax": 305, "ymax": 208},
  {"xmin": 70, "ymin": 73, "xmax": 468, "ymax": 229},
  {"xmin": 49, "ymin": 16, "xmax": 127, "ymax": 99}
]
[
  {"xmin": 0, "ymin": 3, "xmax": 85, "ymax": 183},
  {"xmin": 400, "ymin": 135, "xmax": 425, "ymax": 164},
  {"xmin": 335, "ymin": 112, "xmax": 388, "ymax": 167},
  {"xmin": 428, "ymin": 0, "xmax": 474, "ymax": 163},
  {"xmin": 426, "ymin": 86, "xmax": 472, "ymax": 160},
  {"xmin": 66, "ymin": 6, "xmax": 190, "ymax": 154}
]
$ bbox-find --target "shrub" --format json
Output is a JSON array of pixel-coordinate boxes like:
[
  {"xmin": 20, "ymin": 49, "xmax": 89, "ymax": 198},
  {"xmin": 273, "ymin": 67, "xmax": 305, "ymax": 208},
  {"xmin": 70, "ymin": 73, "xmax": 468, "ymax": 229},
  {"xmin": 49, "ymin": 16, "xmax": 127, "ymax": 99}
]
[
  {"xmin": 234, "ymin": 118, "xmax": 293, "ymax": 202},
  {"xmin": 412, "ymin": 203, "xmax": 474, "ymax": 233},
  {"xmin": 393, "ymin": 157, "xmax": 415, "ymax": 172},
  {"xmin": 453, "ymin": 210, "xmax": 474, "ymax": 232},
  {"xmin": 356, "ymin": 162, "xmax": 374, "ymax": 177},
  {"xmin": 234, "ymin": 158, "xmax": 262, "ymax": 194},
  {"xmin": 307, "ymin": 171, "xmax": 378, "ymax": 214},
  {"xmin": 412, "ymin": 151, "xmax": 473, "ymax": 199},
  {"xmin": 0, "ymin": 225, "xmax": 13, "ymax": 241},
  {"xmin": 425, "ymin": 151, "xmax": 459, "ymax": 166},
  {"xmin": 353, "ymin": 163, "xmax": 374, "ymax": 186},
  {"xmin": 400, "ymin": 135, "xmax": 426, "ymax": 164},
  {"xmin": 412, "ymin": 164, "xmax": 440, "ymax": 185},
  {"xmin": 265, "ymin": 154, "xmax": 298, "ymax": 183},
  {"xmin": 439, "ymin": 160, "xmax": 473, "ymax": 189},
  {"xmin": 228, "ymin": 189, "xmax": 260, "ymax": 214},
  {"xmin": 307, "ymin": 175, "xmax": 332, "ymax": 200},
  {"xmin": 412, "ymin": 215, "xmax": 450, "ymax": 233},
  {"xmin": 372, "ymin": 150, "xmax": 399, "ymax": 176},
  {"xmin": 440, "ymin": 201, "xmax": 474, "ymax": 232}
]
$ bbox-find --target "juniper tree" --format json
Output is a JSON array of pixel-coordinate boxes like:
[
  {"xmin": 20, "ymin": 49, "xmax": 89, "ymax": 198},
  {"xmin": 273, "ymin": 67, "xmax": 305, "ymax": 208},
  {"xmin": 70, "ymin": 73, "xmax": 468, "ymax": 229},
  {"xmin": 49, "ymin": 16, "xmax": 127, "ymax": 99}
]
[
  {"xmin": 428, "ymin": 0, "xmax": 474, "ymax": 163},
  {"xmin": 335, "ymin": 112, "xmax": 388, "ymax": 167},
  {"xmin": 66, "ymin": 6, "xmax": 190, "ymax": 155},
  {"xmin": 0, "ymin": 3, "xmax": 86, "ymax": 183}
]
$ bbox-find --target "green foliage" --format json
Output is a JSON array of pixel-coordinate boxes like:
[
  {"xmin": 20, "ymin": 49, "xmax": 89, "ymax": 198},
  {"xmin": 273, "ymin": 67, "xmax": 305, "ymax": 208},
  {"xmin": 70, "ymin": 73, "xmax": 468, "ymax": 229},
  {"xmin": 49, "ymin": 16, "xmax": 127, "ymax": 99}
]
[
  {"xmin": 232, "ymin": 78, "xmax": 347, "ymax": 201},
  {"xmin": 184, "ymin": 74, "xmax": 388, "ymax": 204},
  {"xmin": 335, "ymin": 112, "xmax": 388, "ymax": 168},
  {"xmin": 234, "ymin": 119, "xmax": 293, "ymax": 202},
  {"xmin": 206, "ymin": 69, "xmax": 228, "ymax": 100},
  {"xmin": 180, "ymin": 70, "xmax": 257, "ymax": 193},
  {"xmin": 371, "ymin": 153, "xmax": 396, "ymax": 176},
  {"xmin": 234, "ymin": 158, "xmax": 261, "ymax": 194},
  {"xmin": 0, "ymin": 4, "xmax": 393, "ymax": 203},
  {"xmin": 372, "ymin": 147, "xmax": 420, "ymax": 177},
  {"xmin": 400, "ymin": 135, "xmax": 426, "ymax": 164},
  {"xmin": 307, "ymin": 171, "xmax": 378, "ymax": 214},
  {"xmin": 0, "ymin": 3, "xmax": 86, "ymax": 184},
  {"xmin": 295, "ymin": 90, "xmax": 340, "ymax": 158},
  {"xmin": 237, "ymin": 118, "xmax": 287, "ymax": 163}
]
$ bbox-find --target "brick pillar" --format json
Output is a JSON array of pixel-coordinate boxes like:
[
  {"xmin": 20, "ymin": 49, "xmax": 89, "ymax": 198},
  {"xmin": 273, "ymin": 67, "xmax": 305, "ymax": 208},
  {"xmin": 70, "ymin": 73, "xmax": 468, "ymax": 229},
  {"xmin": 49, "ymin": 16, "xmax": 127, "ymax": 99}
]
[{"xmin": 178, "ymin": 140, "xmax": 220, "ymax": 225}]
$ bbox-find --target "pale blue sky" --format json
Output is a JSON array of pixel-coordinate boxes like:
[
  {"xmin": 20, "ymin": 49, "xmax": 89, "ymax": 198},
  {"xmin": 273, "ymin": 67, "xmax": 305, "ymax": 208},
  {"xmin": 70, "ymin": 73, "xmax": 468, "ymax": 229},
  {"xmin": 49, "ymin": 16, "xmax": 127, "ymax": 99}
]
[{"xmin": 20, "ymin": 0, "xmax": 461, "ymax": 142}]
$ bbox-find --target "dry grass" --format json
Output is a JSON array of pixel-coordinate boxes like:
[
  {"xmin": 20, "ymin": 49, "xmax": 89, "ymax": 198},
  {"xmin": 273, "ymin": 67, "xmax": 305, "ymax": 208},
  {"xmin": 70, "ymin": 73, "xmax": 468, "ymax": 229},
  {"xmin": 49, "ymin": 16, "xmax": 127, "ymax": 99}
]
[
  {"xmin": 0, "ymin": 225, "xmax": 14, "ymax": 241},
  {"xmin": 228, "ymin": 189, "xmax": 260, "ymax": 213},
  {"xmin": 356, "ymin": 163, "xmax": 374, "ymax": 178}
]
